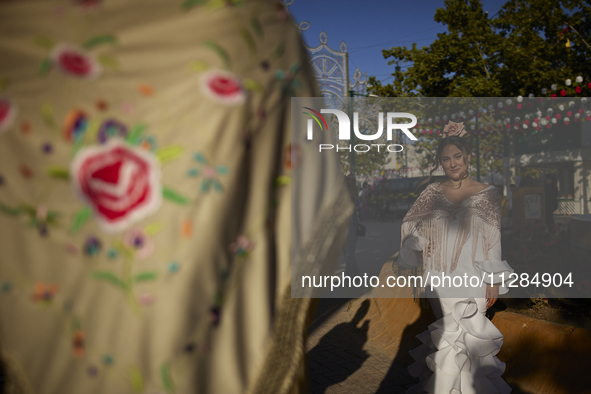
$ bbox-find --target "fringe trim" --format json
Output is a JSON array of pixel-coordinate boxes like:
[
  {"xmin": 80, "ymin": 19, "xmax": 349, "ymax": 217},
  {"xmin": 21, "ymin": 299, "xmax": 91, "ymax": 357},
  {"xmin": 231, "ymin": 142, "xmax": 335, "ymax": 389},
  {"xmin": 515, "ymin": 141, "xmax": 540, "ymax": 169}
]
[
  {"xmin": 402, "ymin": 213, "xmax": 501, "ymax": 275},
  {"xmin": 245, "ymin": 190, "xmax": 353, "ymax": 394}
]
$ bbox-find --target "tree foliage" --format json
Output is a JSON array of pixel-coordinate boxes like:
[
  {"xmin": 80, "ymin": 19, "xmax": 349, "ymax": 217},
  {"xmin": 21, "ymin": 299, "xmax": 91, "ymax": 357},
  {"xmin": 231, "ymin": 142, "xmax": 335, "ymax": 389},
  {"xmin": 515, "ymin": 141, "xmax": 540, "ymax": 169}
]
[{"xmin": 367, "ymin": 0, "xmax": 591, "ymax": 180}]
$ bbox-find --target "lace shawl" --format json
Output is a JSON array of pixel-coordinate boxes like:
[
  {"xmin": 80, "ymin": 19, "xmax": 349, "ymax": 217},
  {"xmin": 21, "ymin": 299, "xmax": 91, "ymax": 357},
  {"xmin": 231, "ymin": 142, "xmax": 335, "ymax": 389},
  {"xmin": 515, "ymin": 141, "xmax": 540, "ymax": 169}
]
[{"xmin": 401, "ymin": 183, "xmax": 501, "ymax": 273}]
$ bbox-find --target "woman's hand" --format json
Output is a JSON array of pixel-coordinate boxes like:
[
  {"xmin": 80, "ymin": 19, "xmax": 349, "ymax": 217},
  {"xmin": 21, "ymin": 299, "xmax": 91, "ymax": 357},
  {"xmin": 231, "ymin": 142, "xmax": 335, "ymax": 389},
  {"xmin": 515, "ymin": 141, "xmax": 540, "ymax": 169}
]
[{"xmin": 485, "ymin": 284, "xmax": 499, "ymax": 309}]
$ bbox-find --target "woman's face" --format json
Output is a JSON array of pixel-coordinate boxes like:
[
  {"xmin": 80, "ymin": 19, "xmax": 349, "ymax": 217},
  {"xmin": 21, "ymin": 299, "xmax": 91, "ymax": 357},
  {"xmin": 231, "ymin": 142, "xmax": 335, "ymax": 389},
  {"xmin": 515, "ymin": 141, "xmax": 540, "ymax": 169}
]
[{"xmin": 440, "ymin": 144, "xmax": 470, "ymax": 181}]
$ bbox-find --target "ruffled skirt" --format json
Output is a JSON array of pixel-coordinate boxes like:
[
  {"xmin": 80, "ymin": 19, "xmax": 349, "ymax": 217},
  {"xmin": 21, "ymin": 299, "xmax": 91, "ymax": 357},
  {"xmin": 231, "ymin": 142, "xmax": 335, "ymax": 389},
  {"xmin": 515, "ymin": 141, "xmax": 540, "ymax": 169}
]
[{"xmin": 407, "ymin": 298, "xmax": 511, "ymax": 394}]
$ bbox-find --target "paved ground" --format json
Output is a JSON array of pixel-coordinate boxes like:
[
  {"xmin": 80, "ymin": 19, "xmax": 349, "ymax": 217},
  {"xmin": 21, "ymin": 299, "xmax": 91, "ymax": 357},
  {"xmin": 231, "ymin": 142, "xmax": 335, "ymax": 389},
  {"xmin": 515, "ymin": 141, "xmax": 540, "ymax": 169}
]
[
  {"xmin": 306, "ymin": 219, "xmax": 417, "ymax": 394},
  {"xmin": 306, "ymin": 298, "xmax": 417, "ymax": 394}
]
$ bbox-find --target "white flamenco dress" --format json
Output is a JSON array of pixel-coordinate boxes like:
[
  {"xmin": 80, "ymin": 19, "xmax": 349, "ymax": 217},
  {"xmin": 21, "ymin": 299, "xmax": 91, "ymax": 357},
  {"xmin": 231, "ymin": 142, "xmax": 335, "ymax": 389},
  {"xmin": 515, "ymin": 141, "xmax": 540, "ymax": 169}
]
[{"xmin": 397, "ymin": 183, "xmax": 513, "ymax": 394}]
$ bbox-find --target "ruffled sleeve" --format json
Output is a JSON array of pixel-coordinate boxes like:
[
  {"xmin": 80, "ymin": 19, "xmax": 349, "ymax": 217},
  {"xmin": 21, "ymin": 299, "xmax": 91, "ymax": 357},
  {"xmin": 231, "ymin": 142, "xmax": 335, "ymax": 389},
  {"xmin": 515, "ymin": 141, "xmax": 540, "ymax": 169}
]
[{"xmin": 397, "ymin": 218, "xmax": 423, "ymax": 269}]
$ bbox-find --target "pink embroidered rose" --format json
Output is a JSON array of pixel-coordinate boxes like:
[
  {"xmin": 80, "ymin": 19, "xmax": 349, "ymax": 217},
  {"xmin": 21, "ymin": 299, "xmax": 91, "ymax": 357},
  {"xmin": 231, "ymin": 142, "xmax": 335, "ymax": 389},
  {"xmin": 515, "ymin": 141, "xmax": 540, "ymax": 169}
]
[
  {"xmin": 70, "ymin": 139, "xmax": 161, "ymax": 232},
  {"xmin": 201, "ymin": 70, "xmax": 246, "ymax": 105},
  {"xmin": 442, "ymin": 120, "xmax": 467, "ymax": 138},
  {"xmin": 51, "ymin": 44, "xmax": 101, "ymax": 79},
  {"xmin": 0, "ymin": 98, "xmax": 17, "ymax": 134}
]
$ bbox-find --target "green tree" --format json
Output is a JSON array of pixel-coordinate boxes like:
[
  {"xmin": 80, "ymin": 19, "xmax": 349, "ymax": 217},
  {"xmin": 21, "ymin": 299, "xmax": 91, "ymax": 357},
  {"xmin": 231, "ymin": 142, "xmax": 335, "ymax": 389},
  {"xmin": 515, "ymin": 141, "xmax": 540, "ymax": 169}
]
[{"xmin": 368, "ymin": 0, "xmax": 591, "ymax": 181}]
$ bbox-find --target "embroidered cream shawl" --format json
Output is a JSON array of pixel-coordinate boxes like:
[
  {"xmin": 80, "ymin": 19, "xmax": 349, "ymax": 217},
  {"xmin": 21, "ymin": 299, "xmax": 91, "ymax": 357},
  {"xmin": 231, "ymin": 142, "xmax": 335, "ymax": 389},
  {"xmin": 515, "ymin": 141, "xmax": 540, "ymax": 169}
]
[{"xmin": 401, "ymin": 182, "xmax": 502, "ymax": 274}]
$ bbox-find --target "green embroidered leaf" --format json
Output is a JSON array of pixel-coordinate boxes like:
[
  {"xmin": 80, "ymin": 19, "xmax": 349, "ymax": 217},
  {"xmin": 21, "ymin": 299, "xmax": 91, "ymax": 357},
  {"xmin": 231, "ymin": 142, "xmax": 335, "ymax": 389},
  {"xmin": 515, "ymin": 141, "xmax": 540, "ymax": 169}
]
[
  {"xmin": 250, "ymin": 17, "xmax": 263, "ymax": 37},
  {"xmin": 188, "ymin": 61, "xmax": 208, "ymax": 72},
  {"xmin": 97, "ymin": 54, "xmax": 120, "ymax": 70},
  {"xmin": 70, "ymin": 135, "xmax": 86, "ymax": 155},
  {"xmin": 270, "ymin": 43, "xmax": 284, "ymax": 59},
  {"xmin": 203, "ymin": 40, "xmax": 231, "ymax": 69},
  {"xmin": 41, "ymin": 102, "xmax": 55, "ymax": 128},
  {"xmin": 243, "ymin": 79, "xmax": 263, "ymax": 92},
  {"xmin": 275, "ymin": 176, "xmax": 291, "ymax": 186},
  {"xmin": 144, "ymin": 222, "xmax": 162, "ymax": 236},
  {"xmin": 126, "ymin": 124, "xmax": 146, "ymax": 145},
  {"xmin": 215, "ymin": 165, "xmax": 229, "ymax": 175},
  {"xmin": 160, "ymin": 363, "xmax": 175, "ymax": 393},
  {"xmin": 162, "ymin": 187, "xmax": 189, "ymax": 205},
  {"xmin": 70, "ymin": 206, "xmax": 93, "ymax": 233},
  {"xmin": 240, "ymin": 29, "xmax": 256, "ymax": 54},
  {"xmin": 91, "ymin": 271, "xmax": 128, "ymax": 290},
  {"xmin": 128, "ymin": 365, "xmax": 145, "ymax": 393},
  {"xmin": 213, "ymin": 180, "xmax": 223, "ymax": 192},
  {"xmin": 157, "ymin": 146, "xmax": 184, "ymax": 164},
  {"xmin": 47, "ymin": 167, "xmax": 70, "ymax": 180},
  {"xmin": 46, "ymin": 211, "xmax": 60, "ymax": 224},
  {"xmin": 133, "ymin": 271, "xmax": 158, "ymax": 283},
  {"xmin": 181, "ymin": 0, "xmax": 207, "ymax": 10},
  {"xmin": 18, "ymin": 205, "xmax": 36, "ymax": 216},
  {"xmin": 193, "ymin": 153, "xmax": 207, "ymax": 164},
  {"xmin": 0, "ymin": 203, "xmax": 21, "ymax": 216},
  {"xmin": 84, "ymin": 120, "xmax": 100, "ymax": 144},
  {"xmin": 201, "ymin": 179, "xmax": 212, "ymax": 193},
  {"xmin": 39, "ymin": 58, "xmax": 53, "ymax": 76},
  {"xmin": 82, "ymin": 34, "xmax": 117, "ymax": 50},
  {"xmin": 32, "ymin": 36, "xmax": 56, "ymax": 50}
]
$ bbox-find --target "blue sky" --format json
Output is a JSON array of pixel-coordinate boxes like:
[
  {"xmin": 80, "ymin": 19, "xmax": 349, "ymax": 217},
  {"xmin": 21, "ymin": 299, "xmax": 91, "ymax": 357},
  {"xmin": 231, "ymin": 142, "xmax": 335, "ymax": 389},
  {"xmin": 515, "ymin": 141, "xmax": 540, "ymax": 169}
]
[{"xmin": 287, "ymin": 0, "xmax": 508, "ymax": 86}]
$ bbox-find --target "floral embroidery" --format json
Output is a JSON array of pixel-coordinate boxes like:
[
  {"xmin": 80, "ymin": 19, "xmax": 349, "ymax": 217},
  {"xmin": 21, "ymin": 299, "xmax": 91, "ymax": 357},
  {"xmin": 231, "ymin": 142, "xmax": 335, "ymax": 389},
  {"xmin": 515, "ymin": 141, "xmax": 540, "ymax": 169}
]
[
  {"xmin": 42, "ymin": 143, "xmax": 54, "ymax": 154},
  {"xmin": 51, "ymin": 44, "xmax": 102, "ymax": 79},
  {"xmin": 275, "ymin": 63, "xmax": 301, "ymax": 95},
  {"xmin": 87, "ymin": 366, "xmax": 99, "ymax": 377},
  {"xmin": 167, "ymin": 261, "xmax": 180, "ymax": 273},
  {"xmin": 21, "ymin": 122, "xmax": 31, "ymax": 134},
  {"xmin": 137, "ymin": 293, "xmax": 155, "ymax": 306},
  {"xmin": 63, "ymin": 109, "xmax": 89, "ymax": 142},
  {"xmin": 84, "ymin": 237, "xmax": 102, "ymax": 256},
  {"xmin": 138, "ymin": 84, "xmax": 155, "ymax": 96},
  {"xmin": 19, "ymin": 164, "xmax": 34, "ymax": 179},
  {"xmin": 97, "ymin": 119, "xmax": 128, "ymax": 144},
  {"xmin": 0, "ymin": 97, "xmax": 17, "ymax": 134},
  {"xmin": 123, "ymin": 227, "xmax": 154, "ymax": 260},
  {"xmin": 284, "ymin": 144, "xmax": 302, "ymax": 170},
  {"xmin": 228, "ymin": 235, "xmax": 254, "ymax": 259},
  {"xmin": 190, "ymin": 153, "xmax": 229, "ymax": 193},
  {"xmin": 121, "ymin": 102, "xmax": 134, "ymax": 115},
  {"xmin": 73, "ymin": 330, "xmax": 85, "ymax": 357},
  {"xmin": 200, "ymin": 70, "xmax": 246, "ymax": 106},
  {"xmin": 106, "ymin": 249, "xmax": 119, "ymax": 259},
  {"xmin": 102, "ymin": 354, "xmax": 114, "ymax": 366},
  {"xmin": 209, "ymin": 307, "xmax": 221, "ymax": 327},
  {"xmin": 70, "ymin": 139, "xmax": 162, "ymax": 233},
  {"xmin": 96, "ymin": 100, "xmax": 108, "ymax": 111},
  {"xmin": 1, "ymin": 282, "xmax": 12, "ymax": 293},
  {"xmin": 31, "ymin": 281, "xmax": 59, "ymax": 304}
]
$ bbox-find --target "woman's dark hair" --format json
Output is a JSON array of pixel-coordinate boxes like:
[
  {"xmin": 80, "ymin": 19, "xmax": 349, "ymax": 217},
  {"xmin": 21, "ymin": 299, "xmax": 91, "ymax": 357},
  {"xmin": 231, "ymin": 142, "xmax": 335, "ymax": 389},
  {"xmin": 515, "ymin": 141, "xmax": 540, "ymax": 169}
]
[{"xmin": 417, "ymin": 135, "xmax": 473, "ymax": 190}]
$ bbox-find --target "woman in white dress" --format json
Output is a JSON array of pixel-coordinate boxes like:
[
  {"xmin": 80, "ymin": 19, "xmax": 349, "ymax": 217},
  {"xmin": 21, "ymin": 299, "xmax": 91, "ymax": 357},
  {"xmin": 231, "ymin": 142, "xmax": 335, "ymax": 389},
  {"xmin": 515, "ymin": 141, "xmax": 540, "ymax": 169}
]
[{"xmin": 397, "ymin": 121, "xmax": 513, "ymax": 393}]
